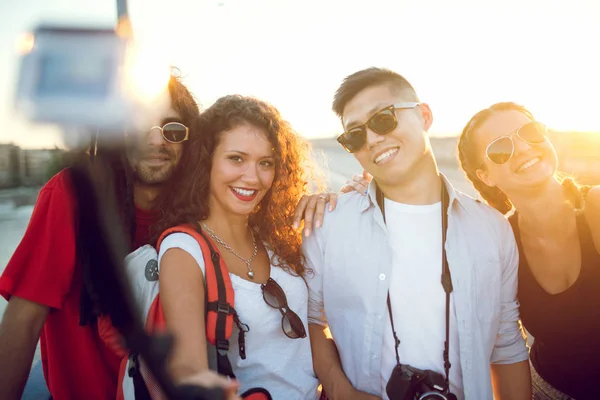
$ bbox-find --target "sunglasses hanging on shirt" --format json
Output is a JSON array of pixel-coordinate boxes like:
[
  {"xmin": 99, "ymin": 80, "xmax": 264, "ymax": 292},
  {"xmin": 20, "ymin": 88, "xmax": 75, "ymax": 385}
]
[{"xmin": 261, "ymin": 277, "xmax": 307, "ymax": 339}]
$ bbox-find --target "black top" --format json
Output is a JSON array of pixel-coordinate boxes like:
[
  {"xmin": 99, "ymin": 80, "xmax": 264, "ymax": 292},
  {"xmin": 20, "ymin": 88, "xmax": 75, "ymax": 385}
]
[{"xmin": 510, "ymin": 213, "xmax": 600, "ymax": 399}]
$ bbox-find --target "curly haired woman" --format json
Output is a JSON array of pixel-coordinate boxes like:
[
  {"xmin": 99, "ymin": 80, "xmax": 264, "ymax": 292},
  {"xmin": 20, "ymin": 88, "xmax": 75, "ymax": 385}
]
[{"xmin": 154, "ymin": 95, "xmax": 323, "ymax": 399}]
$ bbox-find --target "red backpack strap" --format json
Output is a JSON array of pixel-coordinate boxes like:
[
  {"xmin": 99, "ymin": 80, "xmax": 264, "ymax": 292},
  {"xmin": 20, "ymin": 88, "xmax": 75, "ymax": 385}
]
[{"xmin": 157, "ymin": 222, "xmax": 249, "ymax": 378}]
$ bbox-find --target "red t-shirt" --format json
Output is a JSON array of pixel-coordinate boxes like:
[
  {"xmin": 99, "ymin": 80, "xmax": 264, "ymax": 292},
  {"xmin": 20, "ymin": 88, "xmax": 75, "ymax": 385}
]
[
  {"xmin": 0, "ymin": 169, "xmax": 159, "ymax": 400},
  {"xmin": 134, "ymin": 207, "xmax": 159, "ymax": 249}
]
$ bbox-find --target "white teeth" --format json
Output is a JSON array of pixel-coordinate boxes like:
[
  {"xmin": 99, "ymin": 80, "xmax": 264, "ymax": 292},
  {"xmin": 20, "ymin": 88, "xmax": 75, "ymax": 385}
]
[
  {"xmin": 518, "ymin": 158, "xmax": 540, "ymax": 172},
  {"xmin": 232, "ymin": 187, "xmax": 257, "ymax": 197},
  {"xmin": 375, "ymin": 148, "xmax": 398, "ymax": 164}
]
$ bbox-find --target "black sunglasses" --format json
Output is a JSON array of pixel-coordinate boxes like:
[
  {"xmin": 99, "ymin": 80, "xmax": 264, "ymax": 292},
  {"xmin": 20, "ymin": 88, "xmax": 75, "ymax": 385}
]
[
  {"xmin": 150, "ymin": 122, "xmax": 189, "ymax": 144},
  {"xmin": 337, "ymin": 102, "xmax": 420, "ymax": 153},
  {"xmin": 261, "ymin": 278, "xmax": 307, "ymax": 339},
  {"xmin": 484, "ymin": 121, "xmax": 547, "ymax": 165}
]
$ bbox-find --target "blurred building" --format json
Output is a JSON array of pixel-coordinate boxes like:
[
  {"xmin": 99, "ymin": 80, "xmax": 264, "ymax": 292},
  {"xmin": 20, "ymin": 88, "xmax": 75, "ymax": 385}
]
[
  {"xmin": 19, "ymin": 148, "xmax": 61, "ymax": 187},
  {"xmin": 0, "ymin": 144, "xmax": 65, "ymax": 188},
  {"xmin": 1, "ymin": 131, "xmax": 598, "ymax": 190},
  {"xmin": 0, "ymin": 144, "xmax": 21, "ymax": 188}
]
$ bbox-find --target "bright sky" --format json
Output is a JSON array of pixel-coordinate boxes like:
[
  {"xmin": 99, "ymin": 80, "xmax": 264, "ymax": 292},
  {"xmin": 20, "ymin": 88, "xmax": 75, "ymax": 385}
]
[{"xmin": 1, "ymin": 0, "xmax": 599, "ymax": 149}]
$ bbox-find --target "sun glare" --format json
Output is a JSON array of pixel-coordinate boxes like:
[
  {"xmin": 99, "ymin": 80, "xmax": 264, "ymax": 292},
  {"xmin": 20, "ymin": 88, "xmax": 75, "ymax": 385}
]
[
  {"xmin": 123, "ymin": 40, "xmax": 171, "ymax": 102},
  {"xmin": 15, "ymin": 32, "xmax": 35, "ymax": 55}
]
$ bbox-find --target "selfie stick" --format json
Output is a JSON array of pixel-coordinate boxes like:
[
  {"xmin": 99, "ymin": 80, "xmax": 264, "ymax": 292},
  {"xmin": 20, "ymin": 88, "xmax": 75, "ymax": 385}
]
[{"xmin": 70, "ymin": 160, "xmax": 225, "ymax": 400}]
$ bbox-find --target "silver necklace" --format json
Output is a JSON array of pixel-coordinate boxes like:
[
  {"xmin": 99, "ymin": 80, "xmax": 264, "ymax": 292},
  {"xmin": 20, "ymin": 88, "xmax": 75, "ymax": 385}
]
[{"xmin": 201, "ymin": 222, "xmax": 258, "ymax": 279}]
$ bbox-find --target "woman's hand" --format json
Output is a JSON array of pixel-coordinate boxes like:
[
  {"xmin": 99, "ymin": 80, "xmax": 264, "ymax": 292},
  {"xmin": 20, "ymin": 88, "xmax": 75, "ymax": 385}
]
[
  {"xmin": 339, "ymin": 171, "xmax": 372, "ymax": 195},
  {"xmin": 293, "ymin": 192, "xmax": 338, "ymax": 237},
  {"xmin": 293, "ymin": 171, "xmax": 372, "ymax": 237}
]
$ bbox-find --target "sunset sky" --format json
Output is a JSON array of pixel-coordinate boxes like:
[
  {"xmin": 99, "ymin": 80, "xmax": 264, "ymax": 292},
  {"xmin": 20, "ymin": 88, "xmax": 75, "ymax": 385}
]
[{"xmin": 0, "ymin": 0, "xmax": 599, "ymax": 148}]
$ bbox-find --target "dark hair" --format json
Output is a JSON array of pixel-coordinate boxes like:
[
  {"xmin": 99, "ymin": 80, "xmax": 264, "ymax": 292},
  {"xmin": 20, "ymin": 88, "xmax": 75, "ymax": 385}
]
[
  {"xmin": 154, "ymin": 94, "xmax": 322, "ymax": 276},
  {"xmin": 149, "ymin": 71, "xmax": 202, "ymax": 238},
  {"xmin": 79, "ymin": 71, "xmax": 200, "ymax": 325},
  {"xmin": 166, "ymin": 69, "xmax": 202, "ymax": 134},
  {"xmin": 457, "ymin": 101, "xmax": 590, "ymax": 215},
  {"xmin": 332, "ymin": 67, "xmax": 419, "ymax": 118}
]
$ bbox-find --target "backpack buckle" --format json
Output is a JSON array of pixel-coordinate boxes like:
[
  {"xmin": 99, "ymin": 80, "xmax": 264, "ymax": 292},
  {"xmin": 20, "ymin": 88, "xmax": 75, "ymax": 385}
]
[
  {"xmin": 217, "ymin": 302, "xmax": 230, "ymax": 314},
  {"xmin": 216, "ymin": 339, "xmax": 230, "ymax": 356}
]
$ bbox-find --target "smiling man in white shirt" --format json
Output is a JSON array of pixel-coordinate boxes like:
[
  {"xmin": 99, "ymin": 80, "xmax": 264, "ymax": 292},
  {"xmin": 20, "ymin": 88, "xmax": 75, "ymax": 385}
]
[{"xmin": 303, "ymin": 67, "xmax": 531, "ymax": 400}]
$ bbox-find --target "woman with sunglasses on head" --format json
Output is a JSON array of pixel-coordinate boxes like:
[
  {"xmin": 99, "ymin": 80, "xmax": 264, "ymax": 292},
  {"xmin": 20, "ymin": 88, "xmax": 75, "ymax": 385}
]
[
  {"xmin": 153, "ymin": 94, "xmax": 322, "ymax": 399},
  {"xmin": 457, "ymin": 102, "xmax": 600, "ymax": 400}
]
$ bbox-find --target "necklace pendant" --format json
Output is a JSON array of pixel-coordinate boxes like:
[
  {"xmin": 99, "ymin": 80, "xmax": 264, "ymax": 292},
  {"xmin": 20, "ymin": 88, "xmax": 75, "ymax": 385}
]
[{"xmin": 247, "ymin": 270, "xmax": 255, "ymax": 279}]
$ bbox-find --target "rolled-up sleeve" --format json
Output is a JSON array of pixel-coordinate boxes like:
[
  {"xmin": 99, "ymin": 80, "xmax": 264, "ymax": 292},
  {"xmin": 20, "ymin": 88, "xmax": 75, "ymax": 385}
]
[
  {"xmin": 302, "ymin": 227, "xmax": 328, "ymax": 326},
  {"xmin": 491, "ymin": 220, "xmax": 529, "ymax": 364}
]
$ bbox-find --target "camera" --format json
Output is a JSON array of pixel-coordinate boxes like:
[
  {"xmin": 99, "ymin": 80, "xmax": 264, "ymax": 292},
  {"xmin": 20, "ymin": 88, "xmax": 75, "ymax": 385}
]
[
  {"xmin": 13, "ymin": 24, "xmax": 171, "ymax": 144},
  {"xmin": 386, "ymin": 364, "xmax": 456, "ymax": 400}
]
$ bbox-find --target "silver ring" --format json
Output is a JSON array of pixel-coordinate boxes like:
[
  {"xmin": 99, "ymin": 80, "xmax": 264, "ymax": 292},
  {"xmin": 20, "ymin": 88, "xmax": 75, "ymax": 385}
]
[{"xmin": 318, "ymin": 194, "xmax": 327, "ymax": 200}]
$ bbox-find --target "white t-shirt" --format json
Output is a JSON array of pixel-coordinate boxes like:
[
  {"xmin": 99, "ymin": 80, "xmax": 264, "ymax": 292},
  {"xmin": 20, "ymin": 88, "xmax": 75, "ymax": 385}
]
[
  {"xmin": 380, "ymin": 200, "xmax": 464, "ymax": 400},
  {"xmin": 158, "ymin": 233, "xmax": 320, "ymax": 400}
]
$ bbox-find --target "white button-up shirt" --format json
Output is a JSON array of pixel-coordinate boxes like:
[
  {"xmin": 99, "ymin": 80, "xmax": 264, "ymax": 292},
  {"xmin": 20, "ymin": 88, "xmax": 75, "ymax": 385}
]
[{"xmin": 303, "ymin": 176, "xmax": 528, "ymax": 399}]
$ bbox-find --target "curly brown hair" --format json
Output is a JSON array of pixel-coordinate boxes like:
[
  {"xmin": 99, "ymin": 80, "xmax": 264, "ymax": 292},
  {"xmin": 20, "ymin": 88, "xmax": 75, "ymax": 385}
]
[
  {"xmin": 153, "ymin": 94, "xmax": 323, "ymax": 276},
  {"xmin": 457, "ymin": 101, "xmax": 590, "ymax": 214}
]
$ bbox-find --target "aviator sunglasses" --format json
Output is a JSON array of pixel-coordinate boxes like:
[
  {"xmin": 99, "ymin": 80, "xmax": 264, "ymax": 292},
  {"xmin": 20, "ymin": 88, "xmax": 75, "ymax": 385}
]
[
  {"xmin": 484, "ymin": 121, "xmax": 547, "ymax": 165},
  {"xmin": 337, "ymin": 102, "xmax": 421, "ymax": 153},
  {"xmin": 149, "ymin": 121, "xmax": 189, "ymax": 144},
  {"xmin": 261, "ymin": 278, "xmax": 307, "ymax": 339}
]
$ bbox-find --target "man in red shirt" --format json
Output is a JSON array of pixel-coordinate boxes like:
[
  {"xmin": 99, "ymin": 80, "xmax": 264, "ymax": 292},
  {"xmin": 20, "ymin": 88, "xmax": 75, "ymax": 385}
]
[{"xmin": 0, "ymin": 74, "xmax": 200, "ymax": 400}]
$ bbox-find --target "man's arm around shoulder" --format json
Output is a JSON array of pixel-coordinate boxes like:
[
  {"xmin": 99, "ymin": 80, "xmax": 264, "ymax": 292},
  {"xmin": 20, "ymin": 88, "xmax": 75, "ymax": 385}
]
[
  {"xmin": 0, "ymin": 297, "xmax": 48, "ymax": 400},
  {"xmin": 489, "ymin": 219, "xmax": 531, "ymax": 399}
]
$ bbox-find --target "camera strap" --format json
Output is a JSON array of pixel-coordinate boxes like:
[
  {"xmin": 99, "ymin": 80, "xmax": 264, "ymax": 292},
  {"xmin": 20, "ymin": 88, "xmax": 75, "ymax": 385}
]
[{"xmin": 376, "ymin": 178, "xmax": 454, "ymax": 392}]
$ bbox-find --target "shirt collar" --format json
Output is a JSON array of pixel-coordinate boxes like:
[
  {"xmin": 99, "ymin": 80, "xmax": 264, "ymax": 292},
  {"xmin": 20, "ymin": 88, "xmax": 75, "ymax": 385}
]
[{"xmin": 361, "ymin": 173, "xmax": 462, "ymax": 213}]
